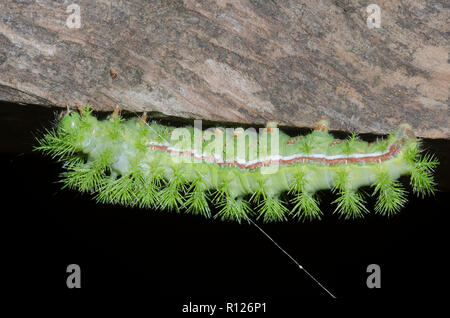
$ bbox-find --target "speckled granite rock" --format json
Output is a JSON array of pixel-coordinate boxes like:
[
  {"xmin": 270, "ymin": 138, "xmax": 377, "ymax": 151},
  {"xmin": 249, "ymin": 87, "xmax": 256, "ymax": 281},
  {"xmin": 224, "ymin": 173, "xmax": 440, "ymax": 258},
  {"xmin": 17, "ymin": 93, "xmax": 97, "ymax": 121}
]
[{"xmin": 0, "ymin": 0, "xmax": 448, "ymax": 138}]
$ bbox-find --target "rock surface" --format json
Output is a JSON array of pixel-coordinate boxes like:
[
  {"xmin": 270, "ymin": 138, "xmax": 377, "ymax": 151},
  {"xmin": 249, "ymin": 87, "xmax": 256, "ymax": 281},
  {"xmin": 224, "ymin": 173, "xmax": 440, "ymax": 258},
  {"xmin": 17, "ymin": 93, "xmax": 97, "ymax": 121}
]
[{"xmin": 0, "ymin": 0, "xmax": 448, "ymax": 138}]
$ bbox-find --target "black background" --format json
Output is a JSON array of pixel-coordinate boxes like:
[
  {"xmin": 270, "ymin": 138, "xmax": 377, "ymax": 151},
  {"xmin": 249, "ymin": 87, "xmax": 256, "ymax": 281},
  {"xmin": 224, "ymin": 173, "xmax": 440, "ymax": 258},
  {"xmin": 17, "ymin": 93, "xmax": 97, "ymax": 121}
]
[{"xmin": 3, "ymin": 102, "xmax": 449, "ymax": 312}]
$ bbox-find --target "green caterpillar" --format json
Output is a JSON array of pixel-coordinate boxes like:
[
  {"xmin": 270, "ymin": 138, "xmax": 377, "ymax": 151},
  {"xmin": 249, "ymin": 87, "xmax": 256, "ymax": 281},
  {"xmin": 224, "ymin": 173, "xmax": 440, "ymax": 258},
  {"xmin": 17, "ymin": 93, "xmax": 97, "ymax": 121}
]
[{"xmin": 36, "ymin": 106, "xmax": 438, "ymax": 223}]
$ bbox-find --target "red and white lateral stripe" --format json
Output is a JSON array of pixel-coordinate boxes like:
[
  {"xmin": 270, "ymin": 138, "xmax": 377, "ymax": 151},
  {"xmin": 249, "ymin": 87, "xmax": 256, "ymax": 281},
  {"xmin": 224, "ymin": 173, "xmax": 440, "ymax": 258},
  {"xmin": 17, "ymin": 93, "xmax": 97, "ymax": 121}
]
[{"xmin": 146, "ymin": 141, "xmax": 401, "ymax": 170}]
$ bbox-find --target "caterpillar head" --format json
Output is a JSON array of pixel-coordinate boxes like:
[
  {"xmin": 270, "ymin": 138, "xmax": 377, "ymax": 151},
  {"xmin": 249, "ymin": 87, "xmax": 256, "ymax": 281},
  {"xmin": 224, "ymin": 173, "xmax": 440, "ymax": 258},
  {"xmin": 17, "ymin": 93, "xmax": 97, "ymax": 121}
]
[{"xmin": 59, "ymin": 112, "xmax": 82, "ymax": 134}]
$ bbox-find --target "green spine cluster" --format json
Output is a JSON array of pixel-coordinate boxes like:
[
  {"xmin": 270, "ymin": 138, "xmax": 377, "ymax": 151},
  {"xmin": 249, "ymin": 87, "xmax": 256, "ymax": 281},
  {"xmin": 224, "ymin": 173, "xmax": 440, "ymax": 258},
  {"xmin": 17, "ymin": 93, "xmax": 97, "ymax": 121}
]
[{"xmin": 35, "ymin": 107, "xmax": 439, "ymax": 223}]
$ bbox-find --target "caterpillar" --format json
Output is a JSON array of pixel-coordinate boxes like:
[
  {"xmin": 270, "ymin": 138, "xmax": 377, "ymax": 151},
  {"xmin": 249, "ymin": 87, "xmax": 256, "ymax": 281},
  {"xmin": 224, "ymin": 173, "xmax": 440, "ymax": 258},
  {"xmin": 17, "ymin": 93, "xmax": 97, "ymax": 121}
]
[{"xmin": 35, "ymin": 106, "xmax": 439, "ymax": 223}]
